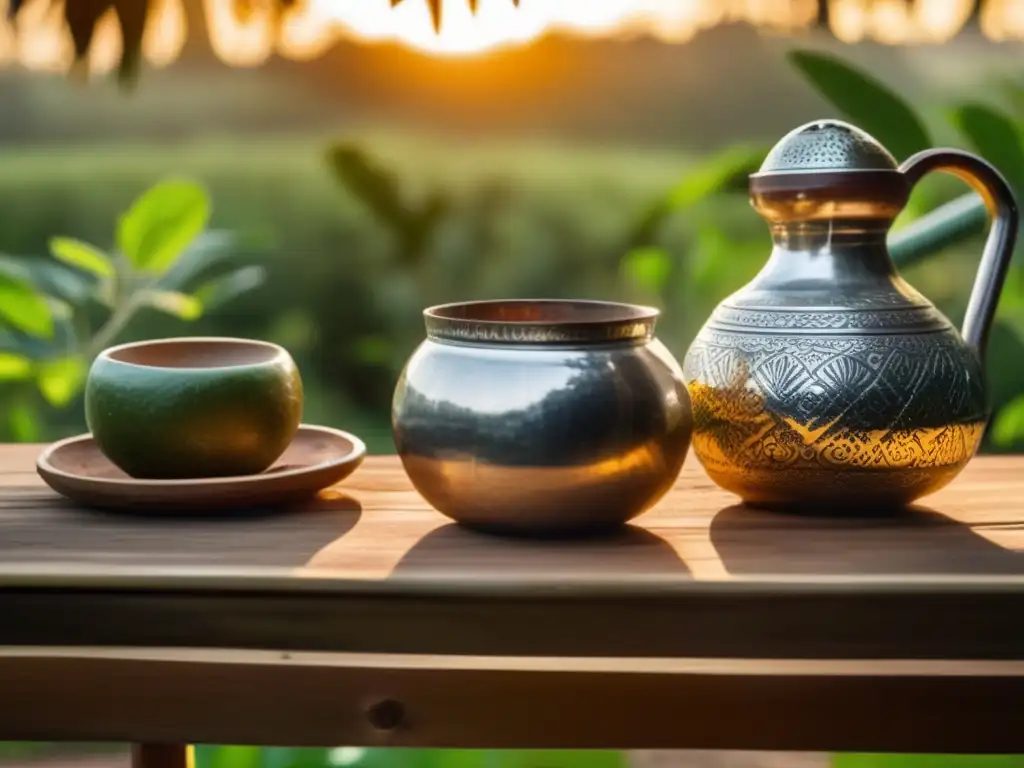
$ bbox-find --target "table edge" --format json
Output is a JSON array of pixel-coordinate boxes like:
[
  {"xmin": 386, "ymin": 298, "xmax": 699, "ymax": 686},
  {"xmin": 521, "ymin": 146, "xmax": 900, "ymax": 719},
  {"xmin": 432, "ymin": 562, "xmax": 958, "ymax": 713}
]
[
  {"xmin": 1, "ymin": 647, "xmax": 1022, "ymax": 752},
  {"xmin": 3, "ymin": 564, "xmax": 1024, "ymax": 594}
]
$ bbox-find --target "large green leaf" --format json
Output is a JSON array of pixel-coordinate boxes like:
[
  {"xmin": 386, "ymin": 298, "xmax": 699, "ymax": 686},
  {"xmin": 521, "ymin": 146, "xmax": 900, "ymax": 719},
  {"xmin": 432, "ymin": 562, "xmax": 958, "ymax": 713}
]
[
  {"xmin": 788, "ymin": 50, "xmax": 932, "ymax": 160},
  {"xmin": 117, "ymin": 179, "xmax": 212, "ymax": 273},
  {"xmin": 620, "ymin": 246, "xmax": 672, "ymax": 296},
  {"xmin": 6, "ymin": 401, "xmax": 40, "ymax": 443},
  {"xmin": 0, "ymin": 253, "xmax": 94, "ymax": 306},
  {"xmin": 194, "ymin": 266, "xmax": 266, "ymax": 312},
  {"xmin": 159, "ymin": 230, "xmax": 240, "ymax": 291},
  {"xmin": 628, "ymin": 144, "xmax": 766, "ymax": 246},
  {"xmin": 141, "ymin": 290, "xmax": 204, "ymax": 320},
  {"xmin": 991, "ymin": 393, "xmax": 1024, "ymax": 449},
  {"xmin": 1000, "ymin": 77, "xmax": 1024, "ymax": 121},
  {"xmin": 665, "ymin": 144, "xmax": 767, "ymax": 208},
  {"xmin": 326, "ymin": 144, "xmax": 407, "ymax": 228},
  {"xmin": 0, "ymin": 271, "xmax": 53, "ymax": 338},
  {"xmin": 0, "ymin": 352, "xmax": 33, "ymax": 381},
  {"xmin": 949, "ymin": 103, "xmax": 1024, "ymax": 191},
  {"xmin": 49, "ymin": 236, "xmax": 115, "ymax": 278},
  {"xmin": 0, "ymin": 296, "xmax": 77, "ymax": 363},
  {"xmin": 690, "ymin": 224, "xmax": 734, "ymax": 291},
  {"xmin": 36, "ymin": 356, "xmax": 87, "ymax": 407}
]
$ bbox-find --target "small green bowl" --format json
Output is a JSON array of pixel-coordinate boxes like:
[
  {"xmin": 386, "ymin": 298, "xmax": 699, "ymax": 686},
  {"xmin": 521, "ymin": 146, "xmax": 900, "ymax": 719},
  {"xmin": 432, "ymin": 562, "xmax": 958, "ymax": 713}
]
[{"xmin": 85, "ymin": 337, "xmax": 304, "ymax": 480}]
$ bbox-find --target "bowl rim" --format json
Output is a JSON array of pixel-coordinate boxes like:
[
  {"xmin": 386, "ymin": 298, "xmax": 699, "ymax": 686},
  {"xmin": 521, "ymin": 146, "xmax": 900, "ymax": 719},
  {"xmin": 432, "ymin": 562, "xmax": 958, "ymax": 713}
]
[
  {"xmin": 423, "ymin": 299, "xmax": 659, "ymax": 346},
  {"xmin": 36, "ymin": 424, "xmax": 366, "ymax": 488},
  {"xmin": 95, "ymin": 336, "xmax": 292, "ymax": 372}
]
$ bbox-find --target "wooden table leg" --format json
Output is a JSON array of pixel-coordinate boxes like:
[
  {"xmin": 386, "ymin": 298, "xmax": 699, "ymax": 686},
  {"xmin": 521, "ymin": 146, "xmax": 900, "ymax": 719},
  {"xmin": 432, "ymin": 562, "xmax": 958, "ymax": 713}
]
[{"xmin": 131, "ymin": 744, "xmax": 192, "ymax": 768}]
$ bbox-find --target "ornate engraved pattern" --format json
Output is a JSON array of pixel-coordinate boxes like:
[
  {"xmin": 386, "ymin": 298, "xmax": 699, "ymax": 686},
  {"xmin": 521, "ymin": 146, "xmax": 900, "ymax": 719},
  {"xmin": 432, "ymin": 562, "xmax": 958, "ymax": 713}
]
[
  {"xmin": 426, "ymin": 319, "xmax": 654, "ymax": 345},
  {"xmin": 719, "ymin": 283, "xmax": 933, "ymax": 309},
  {"xmin": 682, "ymin": 323, "xmax": 988, "ymax": 506},
  {"xmin": 758, "ymin": 121, "xmax": 898, "ymax": 173},
  {"xmin": 711, "ymin": 304, "xmax": 947, "ymax": 332}
]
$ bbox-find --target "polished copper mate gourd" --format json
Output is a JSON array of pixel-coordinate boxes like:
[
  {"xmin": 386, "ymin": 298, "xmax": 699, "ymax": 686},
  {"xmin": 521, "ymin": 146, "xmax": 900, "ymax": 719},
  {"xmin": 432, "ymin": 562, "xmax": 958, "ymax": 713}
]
[{"xmin": 682, "ymin": 119, "xmax": 1020, "ymax": 510}]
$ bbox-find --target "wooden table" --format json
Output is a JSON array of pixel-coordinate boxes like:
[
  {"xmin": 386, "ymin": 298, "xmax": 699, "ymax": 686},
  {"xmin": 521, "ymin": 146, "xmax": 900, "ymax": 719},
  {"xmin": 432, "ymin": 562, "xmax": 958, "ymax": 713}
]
[{"xmin": 1, "ymin": 444, "xmax": 1023, "ymax": 767}]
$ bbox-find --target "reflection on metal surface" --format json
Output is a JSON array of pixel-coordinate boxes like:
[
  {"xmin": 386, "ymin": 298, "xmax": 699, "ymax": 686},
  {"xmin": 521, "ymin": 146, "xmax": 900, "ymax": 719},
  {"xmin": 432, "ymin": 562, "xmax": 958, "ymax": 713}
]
[
  {"xmin": 685, "ymin": 319, "xmax": 990, "ymax": 510},
  {"xmin": 392, "ymin": 300, "xmax": 692, "ymax": 535},
  {"xmin": 683, "ymin": 120, "xmax": 1017, "ymax": 511}
]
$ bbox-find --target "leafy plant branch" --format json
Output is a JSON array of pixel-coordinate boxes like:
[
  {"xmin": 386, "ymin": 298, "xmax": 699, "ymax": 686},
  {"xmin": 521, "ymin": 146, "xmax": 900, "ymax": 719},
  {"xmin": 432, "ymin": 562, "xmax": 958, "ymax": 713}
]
[{"xmin": 0, "ymin": 178, "xmax": 267, "ymax": 438}]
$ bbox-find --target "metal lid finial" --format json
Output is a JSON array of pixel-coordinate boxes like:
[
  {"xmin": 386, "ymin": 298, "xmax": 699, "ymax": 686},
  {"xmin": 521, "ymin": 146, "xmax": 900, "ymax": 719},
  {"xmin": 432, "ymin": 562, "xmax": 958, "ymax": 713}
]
[{"xmin": 758, "ymin": 119, "xmax": 899, "ymax": 174}]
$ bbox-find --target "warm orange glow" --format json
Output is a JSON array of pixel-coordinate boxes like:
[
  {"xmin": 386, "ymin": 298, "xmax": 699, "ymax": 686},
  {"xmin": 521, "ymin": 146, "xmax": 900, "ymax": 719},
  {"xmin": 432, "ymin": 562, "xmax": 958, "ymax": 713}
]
[
  {"xmin": 87, "ymin": 8, "xmax": 123, "ymax": 74},
  {"xmin": 206, "ymin": 0, "xmax": 275, "ymax": 66},
  {"xmin": 301, "ymin": 0, "xmax": 820, "ymax": 57},
  {"xmin": 145, "ymin": 0, "xmax": 189, "ymax": 69},
  {"xmin": 828, "ymin": 0, "xmax": 974, "ymax": 44},
  {"xmin": 982, "ymin": 0, "xmax": 1024, "ymax": 41},
  {"xmin": 0, "ymin": 0, "xmax": 1019, "ymax": 74},
  {"xmin": 6, "ymin": 0, "xmax": 72, "ymax": 71}
]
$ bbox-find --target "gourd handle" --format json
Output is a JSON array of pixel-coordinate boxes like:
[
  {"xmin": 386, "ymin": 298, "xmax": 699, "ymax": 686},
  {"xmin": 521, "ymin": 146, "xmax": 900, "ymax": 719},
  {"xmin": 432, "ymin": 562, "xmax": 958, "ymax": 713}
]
[{"xmin": 899, "ymin": 149, "xmax": 1019, "ymax": 362}]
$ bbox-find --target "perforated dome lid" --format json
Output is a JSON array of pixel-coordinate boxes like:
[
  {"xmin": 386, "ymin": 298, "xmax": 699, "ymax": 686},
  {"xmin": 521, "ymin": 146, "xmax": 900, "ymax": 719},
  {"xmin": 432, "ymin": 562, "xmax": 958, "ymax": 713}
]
[{"xmin": 757, "ymin": 119, "xmax": 899, "ymax": 174}]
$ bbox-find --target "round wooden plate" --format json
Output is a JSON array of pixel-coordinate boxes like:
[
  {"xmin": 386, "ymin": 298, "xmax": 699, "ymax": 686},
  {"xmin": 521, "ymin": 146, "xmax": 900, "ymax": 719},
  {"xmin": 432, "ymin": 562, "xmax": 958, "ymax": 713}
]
[{"xmin": 36, "ymin": 424, "xmax": 366, "ymax": 513}]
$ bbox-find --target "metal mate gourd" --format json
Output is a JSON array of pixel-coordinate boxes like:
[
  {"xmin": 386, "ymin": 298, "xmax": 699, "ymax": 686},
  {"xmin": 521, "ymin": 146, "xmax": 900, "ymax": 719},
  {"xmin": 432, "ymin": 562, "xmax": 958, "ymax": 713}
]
[
  {"xmin": 392, "ymin": 299, "xmax": 693, "ymax": 534},
  {"xmin": 682, "ymin": 119, "xmax": 1019, "ymax": 510}
]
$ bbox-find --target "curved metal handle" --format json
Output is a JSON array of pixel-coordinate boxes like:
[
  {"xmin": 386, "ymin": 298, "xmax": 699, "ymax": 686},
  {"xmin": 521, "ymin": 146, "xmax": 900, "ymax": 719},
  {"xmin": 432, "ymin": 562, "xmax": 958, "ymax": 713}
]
[{"xmin": 899, "ymin": 149, "xmax": 1019, "ymax": 362}]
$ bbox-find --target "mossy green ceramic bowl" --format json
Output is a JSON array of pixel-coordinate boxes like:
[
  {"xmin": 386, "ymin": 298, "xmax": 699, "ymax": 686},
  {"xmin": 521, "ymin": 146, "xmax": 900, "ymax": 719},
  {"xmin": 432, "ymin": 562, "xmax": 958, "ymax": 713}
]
[{"xmin": 85, "ymin": 337, "xmax": 304, "ymax": 480}]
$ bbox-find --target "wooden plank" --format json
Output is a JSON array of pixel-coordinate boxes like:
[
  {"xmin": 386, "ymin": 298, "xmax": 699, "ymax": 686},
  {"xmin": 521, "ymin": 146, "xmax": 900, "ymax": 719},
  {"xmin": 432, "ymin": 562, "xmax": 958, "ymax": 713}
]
[
  {"xmin": 0, "ymin": 648, "xmax": 1022, "ymax": 753},
  {"xmin": 1, "ymin": 574, "xmax": 1023, "ymax": 659},
  {"xmin": 1, "ymin": 445, "xmax": 1022, "ymax": 581},
  {"xmin": 1, "ymin": 445, "xmax": 1024, "ymax": 659}
]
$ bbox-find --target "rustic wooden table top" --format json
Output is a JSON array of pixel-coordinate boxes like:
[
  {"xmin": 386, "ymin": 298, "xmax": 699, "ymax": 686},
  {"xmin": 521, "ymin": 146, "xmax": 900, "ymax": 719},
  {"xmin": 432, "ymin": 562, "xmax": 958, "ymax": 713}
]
[{"xmin": 1, "ymin": 443, "xmax": 1023, "ymax": 752}]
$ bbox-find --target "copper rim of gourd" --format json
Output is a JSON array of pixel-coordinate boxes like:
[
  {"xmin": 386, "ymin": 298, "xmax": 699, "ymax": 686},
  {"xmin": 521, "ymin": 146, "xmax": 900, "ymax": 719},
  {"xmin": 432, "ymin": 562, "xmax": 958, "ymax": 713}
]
[
  {"xmin": 96, "ymin": 337, "xmax": 292, "ymax": 371},
  {"xmin": 423, "ymin": 299, "xmax": 659, "ymax": 345}
]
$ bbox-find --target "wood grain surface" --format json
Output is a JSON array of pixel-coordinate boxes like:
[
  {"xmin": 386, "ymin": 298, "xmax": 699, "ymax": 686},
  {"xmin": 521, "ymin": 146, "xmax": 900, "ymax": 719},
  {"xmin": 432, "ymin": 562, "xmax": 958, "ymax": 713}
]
[
  {"xmin": 2, "ymin": 445, "xmax": 1023, "ymax": 660},
  {"xmin": 3, "ymin": 446, "xmax": 1024, "ymax": 751},
  {"xmin": 2, "ymin": 444, "xmax": 1023, "ymax": 579}
]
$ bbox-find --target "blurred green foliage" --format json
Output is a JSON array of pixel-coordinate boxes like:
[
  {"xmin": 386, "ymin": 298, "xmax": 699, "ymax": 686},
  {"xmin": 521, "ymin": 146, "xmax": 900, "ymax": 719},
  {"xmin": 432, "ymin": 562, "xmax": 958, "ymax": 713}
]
[
  {"xmin": 193, "ymin": 747, "xmax": 625, "ymax": 768},
  {"xmin": 189, "ymin": 750, "xmax": 1024, "ymax": 768},
  {"xmin": 0, "ymin": 134, "xmax": 743, "ymax": 452},
  {"xmin": 0, "ymin": 177, "xmax": 266, "ymax": 441},
  {"xmin": 0, "ymin": 120, "xmax": 1019, "ymax": 451},
  {"xmin": 785, "ymin": 49, "xmax": 1024, "ymax": 451},
  {"xmin": 627, "ymin": 48, "xmax": 1024, "ymax": 456},
  {"xmin": 787, "ymin": 50, "xmax": 932, "ymax": 160},
  {"xmin": 2, "ymin": 45, "xmax": 1024, "ymax": 768}
]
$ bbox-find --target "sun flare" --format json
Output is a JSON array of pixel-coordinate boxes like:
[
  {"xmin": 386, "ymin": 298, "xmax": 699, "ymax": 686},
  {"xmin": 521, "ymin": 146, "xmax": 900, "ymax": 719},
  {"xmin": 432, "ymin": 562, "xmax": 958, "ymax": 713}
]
[
  {"xmin": 1, "ymin": 0, "xmax": 1020, "ymax": 74},
  {"xmin": 306, "ymin": 0, "xmax": 813, "ymax": 57},
  {"xmin": 300, "ymin": 0, "xmax": 984, "ymax": 57}
]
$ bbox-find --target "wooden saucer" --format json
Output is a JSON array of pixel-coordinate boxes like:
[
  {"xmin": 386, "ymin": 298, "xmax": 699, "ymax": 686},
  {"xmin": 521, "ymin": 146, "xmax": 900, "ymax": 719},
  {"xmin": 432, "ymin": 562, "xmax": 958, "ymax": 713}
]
[{"xmin": 36, "ymin": 424, "xmax": 366, "ymax": 513}]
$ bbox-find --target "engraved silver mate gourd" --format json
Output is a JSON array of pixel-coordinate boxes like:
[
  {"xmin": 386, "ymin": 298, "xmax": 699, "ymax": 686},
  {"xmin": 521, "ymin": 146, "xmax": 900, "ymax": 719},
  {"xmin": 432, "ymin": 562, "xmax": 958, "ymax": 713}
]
[{"xmin": 682, "ymin": 119, "xmax": 1019, "ymax": 510}]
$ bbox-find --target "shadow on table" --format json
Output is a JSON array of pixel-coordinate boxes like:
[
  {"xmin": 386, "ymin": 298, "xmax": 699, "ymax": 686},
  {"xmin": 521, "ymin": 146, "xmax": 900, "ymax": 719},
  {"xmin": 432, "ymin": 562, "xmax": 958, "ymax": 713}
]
[
  {"xmin": 392, "ymin": 522, "xmax": 690, "ymax": 578},
  {"xmin": 13, "ymin": 490, "xmax": 362, "ymax": 569},
  {"xmin": 710, "ymin": 503, "xmax": 1024, "ymax": 576}
]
